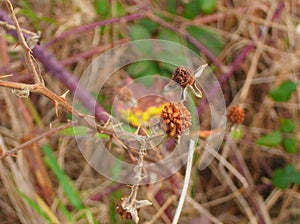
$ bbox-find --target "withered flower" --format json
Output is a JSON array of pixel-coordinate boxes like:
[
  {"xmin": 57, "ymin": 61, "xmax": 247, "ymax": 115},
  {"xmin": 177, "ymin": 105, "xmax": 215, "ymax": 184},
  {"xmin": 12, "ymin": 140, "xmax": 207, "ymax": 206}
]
[
  {"xmin": 160, "ymin": 102, "xmax": 192, "ymax": 139},
  {"xmin": 164, "ymin": 64, "xmax": 207, "ymax": 101},
  {"xmin": 116, "ymin": 196, "xmax": 152, "ymax": 224},
  {"xmin": 227, "ymin": 105, "xmax": 245, "ymax": 124},
  {"xmin": 116, "ymin": 197, "xmax": 133, "ymax": 220}
]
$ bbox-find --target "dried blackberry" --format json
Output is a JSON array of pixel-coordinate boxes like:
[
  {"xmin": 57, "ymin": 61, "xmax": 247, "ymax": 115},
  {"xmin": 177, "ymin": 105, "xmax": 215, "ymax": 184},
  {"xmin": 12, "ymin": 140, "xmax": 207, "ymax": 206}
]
[
  {"xmin": 227, "ymin": 106, "xmax": 245, "ymax": 124},
  {"xmin": 160, "ymin": 102, "xmax": 192, "ymax": 138}
]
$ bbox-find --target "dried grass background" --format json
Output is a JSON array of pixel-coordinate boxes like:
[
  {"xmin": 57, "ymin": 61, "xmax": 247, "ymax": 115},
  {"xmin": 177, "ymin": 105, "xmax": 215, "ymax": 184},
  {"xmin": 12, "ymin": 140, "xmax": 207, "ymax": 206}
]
[{"xmin": 0, "ymin": 0, "xmax": 300, "ymax": 224}]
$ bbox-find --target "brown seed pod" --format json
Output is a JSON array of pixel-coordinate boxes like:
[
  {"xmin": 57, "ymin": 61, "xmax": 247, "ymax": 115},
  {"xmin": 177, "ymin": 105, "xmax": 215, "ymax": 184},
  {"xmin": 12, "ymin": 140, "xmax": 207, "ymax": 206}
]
[
  {"xmin": 160, "ymin": 102, "xmax": 192, "ymax": 138},
  {"xmin": 171, "ymin": 66, "xmax": 194, "ymax": 88},
  {"xmin": 227, "ymin": 105, "xmax": 245, "ymax": 124},
  {"xmin": 116, "ymin": 197, "xmax": 132, "ymax": 220}
]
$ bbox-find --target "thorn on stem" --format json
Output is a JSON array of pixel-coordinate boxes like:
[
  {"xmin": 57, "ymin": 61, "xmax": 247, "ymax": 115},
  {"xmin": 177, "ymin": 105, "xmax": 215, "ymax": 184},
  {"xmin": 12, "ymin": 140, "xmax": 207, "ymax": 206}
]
[
  {"xmin": 53, "ymin": 100, "xmax": 59, "ymax": 116},
  {"xmin": 60, "ymin": 90, "xmax": 70, "ymax": 100}
]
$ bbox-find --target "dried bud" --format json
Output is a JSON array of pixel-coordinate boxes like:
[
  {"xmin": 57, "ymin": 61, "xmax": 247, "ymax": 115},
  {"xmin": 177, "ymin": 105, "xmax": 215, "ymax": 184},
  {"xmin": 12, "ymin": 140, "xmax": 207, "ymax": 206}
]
[
  {"xmin": 171, "ymin": 66, "xmax": 194, "ymax": 88},
  {"xmin": 227, "ymin": 106, "xmax": 245, "ymax": 124},
  {"xmin": 160, "ymin": 102, "xmax": 192, "ymax": 138},
  {"xmin": 116, "ymin": 197, "xmax": 133, "ymax": 220}
]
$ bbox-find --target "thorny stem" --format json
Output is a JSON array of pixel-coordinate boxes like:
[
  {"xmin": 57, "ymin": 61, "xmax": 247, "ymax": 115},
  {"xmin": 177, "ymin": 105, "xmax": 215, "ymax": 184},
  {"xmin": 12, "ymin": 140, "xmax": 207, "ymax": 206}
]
[
  {"xmin": 0, "ymin": 122, "xmax": 73, "ymax": 159},
  {"xmin": 0, "ymin": 80, "xmax": 113, "ymax": 136},
  {"xmin": 0, "ymin": 7, "xmax": 109, "ymax": 122},
  {"xmin": 5, "ymin": 0, "xmax": 42, "ymax": 84},
  {"xmin": 129, "ymin": 139, "xmax": 146, "ymax": 207}
]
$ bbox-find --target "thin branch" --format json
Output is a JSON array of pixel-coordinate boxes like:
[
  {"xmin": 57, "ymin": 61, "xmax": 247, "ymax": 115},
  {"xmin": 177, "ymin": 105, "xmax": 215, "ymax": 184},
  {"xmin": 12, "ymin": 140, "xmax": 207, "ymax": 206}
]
[
  {"xmin": 0, "ymin": 79, "xmax": 110, "ymax": 132},
  {"xmin": 0, "ymin": 122, "xmax": 73, "ymax": 159},
  {"xmin": 0, "ymin": 21, "xmax": 36, "ymax": 36},
  {"xmin": 186, "ymin": 195, "xmax": 223, "ymax": 224}
]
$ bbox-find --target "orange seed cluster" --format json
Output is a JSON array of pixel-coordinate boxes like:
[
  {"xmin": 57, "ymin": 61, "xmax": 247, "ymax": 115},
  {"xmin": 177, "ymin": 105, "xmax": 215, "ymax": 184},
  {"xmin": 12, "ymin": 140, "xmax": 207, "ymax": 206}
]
[
  {"xmin": 227, "ymin": 105, "xmax": 245, "ymax": 124},
  {"xmin": 160, "ymin": 102, "xmax": 192, "ymax": 138}
]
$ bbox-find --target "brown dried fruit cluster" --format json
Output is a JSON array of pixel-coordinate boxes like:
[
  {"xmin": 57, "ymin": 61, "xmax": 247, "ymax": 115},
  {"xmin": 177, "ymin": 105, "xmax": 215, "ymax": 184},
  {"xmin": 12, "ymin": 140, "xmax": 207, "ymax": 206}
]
[
  {"xmin": 160, "ymin": 102, "xmax": 192, "ymax": 138},
  {"xmin": 171, "ymin": 66, "xmax": 194, "ymax": 88},
  {"xmin": 227, "ymin": 106, "xmax": 245, "ymax": 124},
  {"xmin": 116, "ymin": 197, "xmax": 132, "ymax": 220}
]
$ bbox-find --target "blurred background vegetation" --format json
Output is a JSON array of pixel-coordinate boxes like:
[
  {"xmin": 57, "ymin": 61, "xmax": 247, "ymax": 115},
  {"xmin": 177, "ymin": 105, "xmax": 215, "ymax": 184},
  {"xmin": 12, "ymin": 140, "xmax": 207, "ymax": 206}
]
[{"xmin": 0, "ymin": 0, "xmax": 299, "ymax": 223}]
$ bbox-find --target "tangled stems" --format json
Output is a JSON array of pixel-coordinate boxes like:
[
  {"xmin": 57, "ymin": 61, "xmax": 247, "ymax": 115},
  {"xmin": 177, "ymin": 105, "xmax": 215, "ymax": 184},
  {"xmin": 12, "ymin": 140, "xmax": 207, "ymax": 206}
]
[{"xmin": 0, "ymin": 6, "xmax": 109, "ymax": 122}]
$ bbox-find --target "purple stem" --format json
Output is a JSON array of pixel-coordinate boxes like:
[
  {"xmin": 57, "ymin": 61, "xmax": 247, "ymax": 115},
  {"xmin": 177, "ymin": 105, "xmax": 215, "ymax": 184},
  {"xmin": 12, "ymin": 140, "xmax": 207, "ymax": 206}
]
[
  {"xmin": 155, "ymin": 190, "xmax": 173, "ymax": 221},
  {"xmin": 45, "ymin": 12, "xmax": 145, "ymax": 47},
  {"xmin": 0, "ymin": 8, "xmax": 110, "ymax": 122},
  {"xmin": 197, "ymin": 1, "xmax": 285, "ymax": 114},
  {"xmin": 148, "ymin": 14, "xmax": 224, "ymax": 69}
]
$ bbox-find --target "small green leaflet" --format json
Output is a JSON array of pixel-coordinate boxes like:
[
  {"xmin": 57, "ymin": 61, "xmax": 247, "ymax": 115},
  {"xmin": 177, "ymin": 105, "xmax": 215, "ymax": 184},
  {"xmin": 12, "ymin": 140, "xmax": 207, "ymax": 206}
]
[
  {"xmin": 282, "ymin": 138, "xmax": 297, "ymax": 154},
  {"xmin": 279, "ymin": 118, "xmax": 296, "ymax": 133},
  {"xmin": 269, "ymin": 80, "xmax": 297, "ymax": 102},
  {"xmin": 272, "ymin": 164, "xmax": 300, "ymax": 189},
  {"xmin": 255, "ymin": 131, "xmax": 282, "ymax": 147},
  {"xmin": 199, "ymin": 0, "xmax": 217, "ymax": 14}
]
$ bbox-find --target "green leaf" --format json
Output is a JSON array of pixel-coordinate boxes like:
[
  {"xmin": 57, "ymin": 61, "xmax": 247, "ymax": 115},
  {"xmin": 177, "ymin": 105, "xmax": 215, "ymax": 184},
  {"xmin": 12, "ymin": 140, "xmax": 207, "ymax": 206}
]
[
  {"xmin": 95, "ymin": 0, "xmax": 110, "ymax": 16},
  {"xmin": 110, "ymin": 189, "xmax": 123, "ymax": 223},
  {"xmin": 111, "ymin": 155, "xmax": 123, "ymax": 180},
  {"xmin": 42, "ymin": 144, "xmax": 84, "ymax": 210},
  {"xmin": 269, "ymin": 80, "xmax": 297, "ymax": 102},
  {"xmin": 57, "ymin": 200, "xmax": 73, "ymax": 221},
  {"xmin": 167, "ymin": 0, "xmax": 177, "ymax": 14},
  {"xmin": 231, "ymin": 127, "xmax": 244, "ymax": 140},
  {"xmin": 272, "ymin": 164, "xmax": 300, "ymax": 189},
  {"xmin": 186, "ymin": 26, "xmax": 225, "ymax": 56},
  {"xmin": 139, "ymin": 19, "xmax": 159, "ymax": 33},
  {"xmin": 158, "ymin": 29, "xmax": 183, "ymax": 44},
  {"xmin": 20, "ymin": 0, "xmax": 40, "ymax": 30},
  {"xmin": 183, "ymin": 0, "xmax": 201, "ymax": 19},
  {"xmin": 18, "ymin": 191, "xmax": 52, "ymax": 223},
  {"xmin": 129, "ymin": 25, "xmax": 152, "ymax": 52},
  {"xmin": 116, "ymin": 2, "xmax": 126, "ymax": 16},
  {"xmin": 129, "ymin": 25, "xmax": 151, "ymax": 40},
  {"xmin": 279, "ymin": 118, "xmax": 296, "ymax": 133},
  {"xmin": 272, "ymin": 168, "xmax": 290, "ymax": 189},
  {"xmin": 282, "ymin": 138, "xmax": 297, "ymax": 154},
  {"xmin": 255, "ymin": 131, "xmax": 282, "ymax": 147},
  {"xmin": 95, "ymin": 133, "xmax": 110, "ymax": 139},
  {"xmin": 61, "ymin": 126, "xmax": 88, "ymax": 136},
  {"xmin": 199, "ymin": 0, "xmax": 217, "ymax": 14},
  {"xmin": 127, "ymin": 61, "xmax": 159, "ymax": 78},
  {"xmin": 290, "ymin": 171, "xmax": 300, "ymax": 184}
]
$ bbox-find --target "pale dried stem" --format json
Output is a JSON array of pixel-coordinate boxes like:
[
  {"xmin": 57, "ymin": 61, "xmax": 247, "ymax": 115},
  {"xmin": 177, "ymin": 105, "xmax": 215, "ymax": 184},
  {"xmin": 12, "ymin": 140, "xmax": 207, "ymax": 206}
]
[
  {"xmin": 0, "ymin": 21, "xmax": 36, "ymax": 36},
  {"xmin": 186, "ymin": 196, "xmax": 223, "ymax": 224},
  {"xmin": 220, "ymin": 140, "xmax": 257, "ymax": 224},
  {"xmin": 145, "ymin": 195, "xmax": 176, "ymax": 224},
  {"xmin": 172, "ymin": 140, "xmax": 195, "ymax": 224}
]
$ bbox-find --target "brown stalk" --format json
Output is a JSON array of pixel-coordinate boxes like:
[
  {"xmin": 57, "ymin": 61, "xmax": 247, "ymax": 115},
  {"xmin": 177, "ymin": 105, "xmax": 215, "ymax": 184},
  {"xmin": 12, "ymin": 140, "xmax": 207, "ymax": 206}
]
[{"xmin": 5, "ymin": 0, "xmax": 42, "ymax": 84}]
